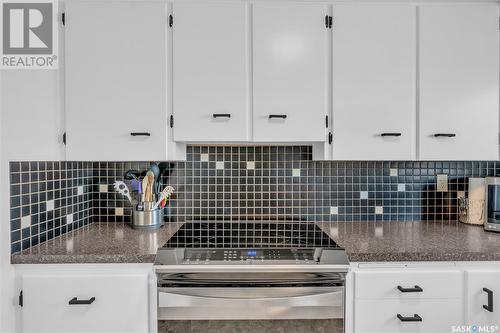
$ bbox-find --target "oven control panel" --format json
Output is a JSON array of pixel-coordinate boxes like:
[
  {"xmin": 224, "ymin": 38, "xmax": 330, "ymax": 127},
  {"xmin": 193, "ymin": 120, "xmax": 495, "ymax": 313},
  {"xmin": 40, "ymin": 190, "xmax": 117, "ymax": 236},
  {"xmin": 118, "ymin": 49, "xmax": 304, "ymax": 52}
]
[{"xmin": 182, "ymin": 248, "xmax": 320, "ymax": 264}]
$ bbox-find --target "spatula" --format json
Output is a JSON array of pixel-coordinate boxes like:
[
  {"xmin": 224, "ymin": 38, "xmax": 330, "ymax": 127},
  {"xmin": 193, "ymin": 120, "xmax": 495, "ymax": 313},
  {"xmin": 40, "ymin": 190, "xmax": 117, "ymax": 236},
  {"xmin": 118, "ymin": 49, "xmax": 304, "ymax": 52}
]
[{"xmin": 153, "ymin": 186, "xmax": 175, "ymax": 209}]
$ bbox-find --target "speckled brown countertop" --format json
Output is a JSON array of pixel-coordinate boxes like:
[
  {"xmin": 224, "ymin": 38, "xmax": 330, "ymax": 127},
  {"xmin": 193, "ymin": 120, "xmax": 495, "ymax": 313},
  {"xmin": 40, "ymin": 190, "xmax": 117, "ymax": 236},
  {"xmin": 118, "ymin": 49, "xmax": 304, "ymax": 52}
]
[
  {"xmin": 11, "ymin": 222, "xmax": 181, "ymax": 264},
  {"xmin": 320, "ymin": 221, "xmax": 500, "ymax": 262},
  {"xmin": 11, "ymin": 221, "xmax": 500, "ymax": 264}
]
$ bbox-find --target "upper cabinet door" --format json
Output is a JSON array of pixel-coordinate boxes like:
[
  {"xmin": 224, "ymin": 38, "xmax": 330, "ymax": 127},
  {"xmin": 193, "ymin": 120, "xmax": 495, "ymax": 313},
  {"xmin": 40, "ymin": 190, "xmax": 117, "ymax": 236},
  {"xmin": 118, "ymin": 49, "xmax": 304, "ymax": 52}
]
[
  {"xmin": 419, "ymin": 5, "xmax": 499, "ymax": 160},
  {"xmin": 332, "ymin": 5, "xmax": 416, "ymax": 160},
  {"xmin": 252, "ymin": 3, "xmax": 328, "ymax": 142},
  {"xmin": 172, "ymin": 2, "xmax": 249, "ymax": 142},
  {"xmin": 65, "ymin": 1, "xmax": 167, "ymax": 161}
]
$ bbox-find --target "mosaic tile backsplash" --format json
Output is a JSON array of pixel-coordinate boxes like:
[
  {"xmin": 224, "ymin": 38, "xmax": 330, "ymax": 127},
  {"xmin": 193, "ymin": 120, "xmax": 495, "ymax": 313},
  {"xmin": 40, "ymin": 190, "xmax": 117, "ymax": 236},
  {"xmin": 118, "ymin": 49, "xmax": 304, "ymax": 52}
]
[
  {"xmin": 9, "ymin": 161, "xmax": 93, "ymax": 253},
  {"xmin": 10, "ymin": 145, "xmax": 500, "ymax": 253}
]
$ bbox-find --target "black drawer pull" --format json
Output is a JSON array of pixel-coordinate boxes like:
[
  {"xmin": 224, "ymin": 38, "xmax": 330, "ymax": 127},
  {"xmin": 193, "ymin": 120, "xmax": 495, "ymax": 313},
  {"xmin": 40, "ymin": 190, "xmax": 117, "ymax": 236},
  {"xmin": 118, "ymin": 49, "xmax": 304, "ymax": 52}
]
[
  {"xmin": 381, "ymin": 133, "xmax": 402, "ymax": 137},
  {"xmin": 397, "ymin": 314, "xmax": 422, "ymax": 322},
  {"xmin": 130, "ymin": 132, "xmax": 151, "ymax": 137},
  {"xmin": 397, "ymin": 285, "xmax": 423, "ymax": 293},
  {"xmin": 434, "ymin": 133, "xmax": 456, "ymax": 138},
  {"xmin": 69, "ymin": 297, "xmax": 96, "ymax": 305},
  {"xmin": 213, "ymin": 113, "xmax": 231, "ymax": 118},
  {"xmin": 269, "ymin": 114, "xmax": 287, "ymax": 119},
  {"xmin": 483, "ymin": 288, "xmax": 494, "ymax": 312}
]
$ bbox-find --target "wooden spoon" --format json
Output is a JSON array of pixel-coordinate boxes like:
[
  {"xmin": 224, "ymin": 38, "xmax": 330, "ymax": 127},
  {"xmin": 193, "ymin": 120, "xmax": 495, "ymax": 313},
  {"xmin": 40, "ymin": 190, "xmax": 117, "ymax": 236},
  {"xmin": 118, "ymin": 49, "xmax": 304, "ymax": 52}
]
[
  {"xmin": 145, "ymin": 171, "xmax": 155, "ymax": 202},
  {"xmin": 142, "ymin": 176, "xmax": 149, "ymax": 202}
]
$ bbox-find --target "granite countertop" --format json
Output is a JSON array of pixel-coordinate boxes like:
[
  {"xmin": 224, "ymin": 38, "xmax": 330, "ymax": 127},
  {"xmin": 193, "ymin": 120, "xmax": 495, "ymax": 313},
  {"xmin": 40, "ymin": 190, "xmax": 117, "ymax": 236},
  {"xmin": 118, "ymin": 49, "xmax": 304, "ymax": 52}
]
[
  {"xmin": 322, "ymin": 221, "xmax": 500, "ymax": 262},
  {"xmin": 11, "ymin": 221, "xmax": 500, "ymax": 264},
  {"xmin": 11, "ymin": 222, "xmax": 181, "ymax": 264}
]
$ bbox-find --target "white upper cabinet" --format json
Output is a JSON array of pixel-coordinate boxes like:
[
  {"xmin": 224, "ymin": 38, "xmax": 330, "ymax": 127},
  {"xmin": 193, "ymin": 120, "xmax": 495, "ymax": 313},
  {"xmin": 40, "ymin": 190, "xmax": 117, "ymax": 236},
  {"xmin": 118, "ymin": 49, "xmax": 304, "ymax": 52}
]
[
  {"xmin": 1, "ymin": 71, "xmax": 63, "ymax": 160},
  {"xmin": 331, "ymin": 5, "xmax": 416, "ymax": 160},
  {"xmin": 172, "ymin": 2, "xmax": 249, "ymax": 142},
  {"xmin": 252, "ymin": 3, "xmax": 328, "ymax": 142},
  {"xmin": 65, "ymin": 1, "xmax": 167, "ymax": 161},
  {"xmin": 418, "ymin": 5, "xmax": 499, "ymax": 160}
]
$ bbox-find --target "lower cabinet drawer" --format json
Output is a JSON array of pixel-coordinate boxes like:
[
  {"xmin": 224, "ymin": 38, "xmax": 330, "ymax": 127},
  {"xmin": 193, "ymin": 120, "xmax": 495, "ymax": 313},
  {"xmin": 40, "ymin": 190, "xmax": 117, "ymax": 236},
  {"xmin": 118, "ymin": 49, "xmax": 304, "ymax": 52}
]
[
  {"xmin": 21, "ymin": 273, "xmax": 149, "ymax": 333},
  {"xmin": 355, "ymin": 270, "xmax": 462, "ymax": 300},
  {"xmin": 354, "ymin": 299, "xmax": 462, "ymax": 333}
]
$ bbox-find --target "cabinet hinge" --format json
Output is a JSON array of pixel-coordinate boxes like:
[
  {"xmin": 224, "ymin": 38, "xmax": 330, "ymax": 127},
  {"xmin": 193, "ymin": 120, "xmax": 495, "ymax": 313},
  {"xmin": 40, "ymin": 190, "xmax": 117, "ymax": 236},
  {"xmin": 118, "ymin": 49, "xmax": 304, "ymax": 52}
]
[
  {"xmin": 18, "ymin": 290, "xmax": 23, "ymax": 307},
  {"xmin": 169, "ymin": 115, "xmax": 174, "ymax": 128},
  {"xmin": 62, "ymin": 12, "xmax": 65, "ymax": 26},
  {"xmin": 169, "ymin": 14, "xmax": 173, "ymax": 28},
  {"xmin": 328, "ymin": 132, "xmax": 333, "ymax": 144},
  {"xmin": 325, "ymin": 15, "xmax": 332, "ymax": 29},
  {"xmin": 63, "ymin": 132, "xmax": 67, "ymax": 145},
  {"xmin": 325, "ymin": 115, "xmax": 329, "ymax": 128}
]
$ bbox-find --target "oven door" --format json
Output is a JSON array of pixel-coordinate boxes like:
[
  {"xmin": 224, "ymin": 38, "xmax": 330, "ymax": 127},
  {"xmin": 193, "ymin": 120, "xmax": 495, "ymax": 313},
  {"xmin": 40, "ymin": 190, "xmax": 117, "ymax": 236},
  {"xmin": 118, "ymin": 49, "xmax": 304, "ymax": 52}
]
[{"xmin": 157, "ymin": 271, "xmax": 345, "ymax": 320}]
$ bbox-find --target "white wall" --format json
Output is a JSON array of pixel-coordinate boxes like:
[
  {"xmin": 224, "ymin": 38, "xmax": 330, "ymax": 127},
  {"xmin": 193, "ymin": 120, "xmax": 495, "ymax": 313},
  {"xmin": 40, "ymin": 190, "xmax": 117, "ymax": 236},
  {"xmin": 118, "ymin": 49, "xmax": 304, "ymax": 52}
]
[{"xmin": 0, "ymin": 69, "xmax": 62, "ymax": 332}]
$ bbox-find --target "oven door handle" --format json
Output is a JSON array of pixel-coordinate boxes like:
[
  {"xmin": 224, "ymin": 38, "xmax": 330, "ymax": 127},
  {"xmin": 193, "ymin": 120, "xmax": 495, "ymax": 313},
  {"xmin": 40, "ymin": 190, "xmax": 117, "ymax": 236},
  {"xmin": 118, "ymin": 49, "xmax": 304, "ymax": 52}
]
[{"xmin": 158, "ymin": 287, "xmax": 342, "ymax": 300}]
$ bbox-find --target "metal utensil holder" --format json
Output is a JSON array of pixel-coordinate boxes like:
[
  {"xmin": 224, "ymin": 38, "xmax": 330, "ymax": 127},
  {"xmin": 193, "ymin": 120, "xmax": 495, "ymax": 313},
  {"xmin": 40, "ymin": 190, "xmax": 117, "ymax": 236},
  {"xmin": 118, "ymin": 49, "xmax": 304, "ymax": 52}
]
[{"xmin": 132, "ymin": 200, "xmax": 164, "ymax": 230}]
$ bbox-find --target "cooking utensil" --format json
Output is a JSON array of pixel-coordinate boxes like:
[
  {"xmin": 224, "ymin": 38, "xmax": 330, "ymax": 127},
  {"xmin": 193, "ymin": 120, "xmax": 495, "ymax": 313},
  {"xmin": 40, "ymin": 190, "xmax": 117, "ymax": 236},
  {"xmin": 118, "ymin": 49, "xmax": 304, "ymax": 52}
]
[
  {"xmin": 150, "ymin": 163, "xmax": 160, "ymax": 181},
  {"xmin": 113, "ymin": 181, "xmax": 132, "ymax": 202},
  {"xmin": 145, "ymin": 171, "xmax": 155, "ymax": 202},
  {"xmin": 153, "ymin": 186, "xmax": 175, "ymax": 209},
  {"xmin": 149, "ymin": 163, "xmax": 161, "ymax": 193},
  {"xmin": 124, "ymin": 169, "xmax": 140, "ymax": 181},
  {"xmin": 130, "ymin": 179, "xmax": 142, "ymax": 193},
  {"xmin": 142, "ymin": 176, "xmax": 150, "ymax": 201},
  {"xmin": 158, "ymin": 162, "xmax": 175, "ymax": 179}
]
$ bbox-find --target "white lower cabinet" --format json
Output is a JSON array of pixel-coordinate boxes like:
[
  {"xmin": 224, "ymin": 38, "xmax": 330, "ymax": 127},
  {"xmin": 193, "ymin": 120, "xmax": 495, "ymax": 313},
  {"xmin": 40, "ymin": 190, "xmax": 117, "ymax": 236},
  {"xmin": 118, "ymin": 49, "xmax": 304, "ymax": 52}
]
[
  {"xmin": 16, "ymin": 264, "xmax": 155, "ymax": 333},
  {"xmin": 465, "ymin": 270, "xmax": 500, "ymax": 327},
  {"xmin": 352, "ymin": 263, "xmax": 500, "ymax": 333},
  {"xmin": 355, "ymin": 299, "xmax": 461, "ymax": 333},
  {"xmin": 352, "ymin": 265, "xmax": 464, "ymax": 333}
]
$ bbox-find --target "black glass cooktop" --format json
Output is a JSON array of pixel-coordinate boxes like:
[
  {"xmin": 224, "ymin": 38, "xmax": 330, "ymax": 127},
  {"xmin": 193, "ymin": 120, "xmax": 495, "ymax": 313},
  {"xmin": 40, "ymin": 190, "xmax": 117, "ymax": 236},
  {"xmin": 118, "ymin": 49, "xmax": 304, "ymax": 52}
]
[{"xmin": 163, "ymin": 221, "xmax": 339, "ymax": 248}]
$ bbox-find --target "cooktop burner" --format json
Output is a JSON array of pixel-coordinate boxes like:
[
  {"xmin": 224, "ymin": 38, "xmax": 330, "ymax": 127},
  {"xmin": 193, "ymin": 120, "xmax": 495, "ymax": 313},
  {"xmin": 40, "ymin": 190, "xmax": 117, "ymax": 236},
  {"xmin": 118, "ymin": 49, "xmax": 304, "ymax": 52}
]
[{"xmin": 162, "ymin": 221, "xmax": 340, "ymax": 248}]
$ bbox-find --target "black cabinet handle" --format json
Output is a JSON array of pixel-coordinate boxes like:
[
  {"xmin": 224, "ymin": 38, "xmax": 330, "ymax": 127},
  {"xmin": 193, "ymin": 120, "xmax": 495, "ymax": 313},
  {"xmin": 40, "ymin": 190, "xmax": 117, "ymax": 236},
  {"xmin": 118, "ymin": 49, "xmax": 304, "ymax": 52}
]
[
  {"xmin": 213, "ymin": 114, "xmax": 231, "ymax": 118},
  {"xmin": 381, "ymin": 133, "xmax": 402, "ymax": 137},
  {"xmin": 69, "ymin": 297, "xmax": 96, "ymax": 305},
  {"xmin": 269, "ymin": 114, "xmax": 287, "ymax": 119},
  {"xmin": 483, "ymin": 288, "xmax": 494, "ymax": 312},
  {"xmin": 434, "ymin": 133, "xmax": 456, "ymax": 138},
  {"xmin": 130, "ymin": 132, "xmax": 151, "ymax": 137},
  {"xmin": 397, "ymin": 314, "xmax": 422, "ymax": 322},
  {"xmin": 397, "ymin": 285, "xmax": 423, "ymax": 293}
]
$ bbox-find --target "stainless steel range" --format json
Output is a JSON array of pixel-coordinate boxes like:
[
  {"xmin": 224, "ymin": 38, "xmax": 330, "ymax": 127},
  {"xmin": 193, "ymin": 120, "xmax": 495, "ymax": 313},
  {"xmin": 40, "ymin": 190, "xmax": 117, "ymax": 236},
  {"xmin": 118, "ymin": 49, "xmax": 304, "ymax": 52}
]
[{"xmin": 154, "ymin": 221, "xmax": 349, "ymax": 321}]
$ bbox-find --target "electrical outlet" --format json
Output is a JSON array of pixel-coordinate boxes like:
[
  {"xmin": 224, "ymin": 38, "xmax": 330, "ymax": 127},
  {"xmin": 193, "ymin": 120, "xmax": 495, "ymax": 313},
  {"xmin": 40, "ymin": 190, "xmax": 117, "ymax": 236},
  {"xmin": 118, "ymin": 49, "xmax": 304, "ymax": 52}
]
[{"xmin": 437, "ymin": 174, "xmax": 448, "ymax": 192}]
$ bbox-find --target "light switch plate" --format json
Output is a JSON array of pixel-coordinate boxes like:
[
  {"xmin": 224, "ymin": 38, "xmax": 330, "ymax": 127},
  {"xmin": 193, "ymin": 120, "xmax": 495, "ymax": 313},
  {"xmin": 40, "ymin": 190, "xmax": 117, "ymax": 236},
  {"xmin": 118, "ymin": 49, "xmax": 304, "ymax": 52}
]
[{"xmin": 437, "ymin": 174, "xmax": 448, "ymax": 192}]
